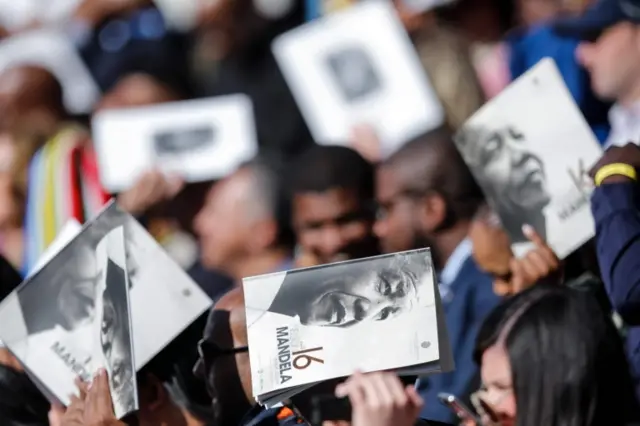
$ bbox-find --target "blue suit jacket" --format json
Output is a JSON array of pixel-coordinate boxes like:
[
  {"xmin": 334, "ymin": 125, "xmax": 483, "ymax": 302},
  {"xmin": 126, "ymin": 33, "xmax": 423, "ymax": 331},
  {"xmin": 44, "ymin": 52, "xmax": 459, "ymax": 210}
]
[
  {"xmin": 592, "ymin": 182, "xmax": 640, "ymax": 400},
  {"xmin": 417, "ymin": 257, "xmax": 501, "ymax": 424}
]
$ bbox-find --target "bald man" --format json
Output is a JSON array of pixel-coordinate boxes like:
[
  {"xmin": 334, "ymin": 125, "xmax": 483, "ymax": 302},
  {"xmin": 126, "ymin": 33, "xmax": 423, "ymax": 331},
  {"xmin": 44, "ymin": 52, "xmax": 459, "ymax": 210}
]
[
  {"xmin": 0, "ymin": 65, "xmax": 67, "ymax": 138},
  {"xmin": 373, "ymin": 127, "xmax": 500, "ymax": 424},
  {"xmin": 193, "ymin": 156, "xmax": 295, "ymax": 287},
  {"xmin": 194, "ymin": 288, "xmax": 304, "ymax": 426}
]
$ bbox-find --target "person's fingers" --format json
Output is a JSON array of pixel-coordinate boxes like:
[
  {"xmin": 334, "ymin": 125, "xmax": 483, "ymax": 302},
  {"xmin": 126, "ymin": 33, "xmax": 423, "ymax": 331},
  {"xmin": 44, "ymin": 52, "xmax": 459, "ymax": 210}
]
[
  {"xmin": 335, "ymin": 382, "xmax": 347, "ymax": 398},
  {"xmin": 368, "ymin": 372, "xmax": 396, "ymax": 408},
  {"xmin": 404, "ymin": 386, "xmax": 424, "ymax": 409},
  {"xmin": 358, "ymin": 372, "xmax": 385, "ymax": 409},
  {"xmin": 343, "ymin": 372, "xmax": 366, "ymax": 410},
  {"xmin": 524, "ymin": 251, "xmax": 552, "ymax": 277},
  {"xmin": 509, "ymin": 258, "xmax": 528, "ymax": 293},
  {"xmin": 163, "ymin": 174, "xmax": 185, "ymax": 199},
  {"xmin": 335, "ymin": 372, "xmax": 358, "ymax": 398},
  {"xmin": 350, "ymin": 124, "xmax": 381, "ymax": 163},
  {"xmin": 517, "ymin": 254, "xmax": 541, "ymax": 284},
  {"xmin": 95, "ymin": 368, "xmax": 112, "ymax": 405},
  {"xmin": 75, "ymin": 377, "xmax": 88, "ymax": 399},
  {"xmin": 522, "ymin": 224, "xmax": 559, "ymax": 268},
  {"xmin": 322, "ymin": 422, "xmax": 350, "ymax": 426},
  {"xmin": 403, "ymin": 386, "xmax": 424, "ymax": 421},
  {"xmin": 521, "ymin": 224, "xmax": 545, "ymax": 247},
  {"xmin": 379, "ymin": 373, "xmax": 407, "ymax": 406},
  {"xmin": 147, "ymin": 171, "xmax": 166, "ymax": 197}
]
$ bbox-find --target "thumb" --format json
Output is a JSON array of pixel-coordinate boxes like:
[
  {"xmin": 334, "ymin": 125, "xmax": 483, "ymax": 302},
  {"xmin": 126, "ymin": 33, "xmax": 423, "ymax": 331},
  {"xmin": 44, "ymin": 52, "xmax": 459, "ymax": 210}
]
[
  {"xmin": 48, "ymin": 403, "xmax": 65, "ymax": 426},
  {"xmin": 164, "ymin": 174, "xmax": 184, "ymax": 198}
]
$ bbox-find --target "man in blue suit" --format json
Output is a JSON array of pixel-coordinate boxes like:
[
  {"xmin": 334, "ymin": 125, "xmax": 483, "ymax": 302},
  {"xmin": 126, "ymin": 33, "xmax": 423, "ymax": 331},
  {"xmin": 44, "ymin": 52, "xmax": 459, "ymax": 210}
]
[{"xmin": 374, "ymin": 127, "xmax": 501, "ymax": 424}]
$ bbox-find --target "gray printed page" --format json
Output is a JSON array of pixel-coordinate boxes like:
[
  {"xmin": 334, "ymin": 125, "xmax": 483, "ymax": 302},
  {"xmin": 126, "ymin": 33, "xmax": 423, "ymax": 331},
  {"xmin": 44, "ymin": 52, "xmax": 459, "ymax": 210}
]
[
  {"xmin": 454, "ymin": 57, "xmax": 602, "ymax": 259},
  {"xmin": 243, "ymin": 248, "xmax": 442, "ymax": 399}
]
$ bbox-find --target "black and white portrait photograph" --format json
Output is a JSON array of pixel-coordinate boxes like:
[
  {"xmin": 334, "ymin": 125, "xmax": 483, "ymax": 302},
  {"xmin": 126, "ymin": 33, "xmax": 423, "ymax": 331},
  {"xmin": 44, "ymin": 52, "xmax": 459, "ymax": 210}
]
[
  {"xmin": 324, "ymin": 46, "xmax": 382, "ymax": 103},
  {"xmin": 153, "ymin": 126, "xmax": 217, "ymax": 156},
  {"xmin": 244, "ymin": 249, "xmax": 446, "ymax": 400},
  {"xmin": 453, "ymin": 57, "xmax": 603, "ymax": 259},
  {"xmin": 93, "ymin": 226, "xmax": 136, "ymax": 417},
  {"xmin": 92, "ymin": 95, "xmax": 258, "ymax": 193},
  {"xmin": 266, "ymin": 251, "xmax": 433, "ymax": 328},
  {"xmin": 271, "ymin": 0, "xmax": 444, "ymax": 153},
  {"xmin": 0, "ymin": 216, "xmax": 138, "ymax": 417},
  {"xmin": 455, "ymin": 125, "xmax": 551, "ymax": 244},
  {"xmin": 0, "ymin": 201, "xmax": 211, "ymax": 413}
]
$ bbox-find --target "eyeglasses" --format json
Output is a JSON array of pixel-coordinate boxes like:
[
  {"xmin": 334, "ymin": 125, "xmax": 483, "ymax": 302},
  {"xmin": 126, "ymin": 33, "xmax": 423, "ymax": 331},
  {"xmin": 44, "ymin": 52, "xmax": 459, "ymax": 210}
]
[
  {"xmin": 194, "ymin": 339, "xmax": 249, "ymax": 378},
  {"xmin": 470, "ymin": 386, "xmax": 513, "ymax": 426},
  {"xmin": 198, "ymin": 339, "xmax": 249, "ymax": 360}
]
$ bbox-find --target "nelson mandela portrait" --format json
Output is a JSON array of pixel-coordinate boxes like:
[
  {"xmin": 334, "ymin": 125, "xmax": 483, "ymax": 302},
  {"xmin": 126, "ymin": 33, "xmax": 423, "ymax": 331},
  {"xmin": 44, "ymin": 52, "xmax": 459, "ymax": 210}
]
[
  {"xmin": 455, "ymin": 125, "xmax": 551, "ymax": 243},
  {"xmin": 267, "ymin": 251, "xmax": 433, "ymax": 328}
]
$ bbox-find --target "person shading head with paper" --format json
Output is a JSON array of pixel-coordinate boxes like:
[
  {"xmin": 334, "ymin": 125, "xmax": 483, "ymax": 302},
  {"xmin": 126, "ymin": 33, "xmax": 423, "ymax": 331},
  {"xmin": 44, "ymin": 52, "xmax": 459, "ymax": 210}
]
[
  {"xmin": 193, "ymin": 290, "xmax": 251, "ymax": 426},
  {"xmin": 289, "ymin": 145, "xmax": 378, "ymax": 266},
  {"xmin": 267, "ymin": 252, "xmax": 432, "ymax": 328},
  {"xmin": 194, "ymin": 288, "xmax": 331, "ymax": 426},
  {"xmin": 455, "ymin": 125, "xmax": 551, "ymax": 243}
]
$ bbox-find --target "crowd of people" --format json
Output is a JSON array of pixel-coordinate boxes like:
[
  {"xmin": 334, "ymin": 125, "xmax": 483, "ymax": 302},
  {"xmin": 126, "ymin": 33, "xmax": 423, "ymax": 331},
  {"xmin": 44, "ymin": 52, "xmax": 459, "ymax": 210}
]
[{"xmin": 0, "ymin": 0, "xmax": 640, "ymax": 425}]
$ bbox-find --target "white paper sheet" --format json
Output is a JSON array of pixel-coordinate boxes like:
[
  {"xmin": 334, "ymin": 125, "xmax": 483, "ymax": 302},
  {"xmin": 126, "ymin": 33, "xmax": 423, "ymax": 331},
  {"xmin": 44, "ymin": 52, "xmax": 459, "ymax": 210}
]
[
  {"xmin": 92, "ymin": 95, "xmax": 258, "ymax": 192},
  {"xmin": 273, "ymin": 0, "xmax": 444, "ymax": 157}
]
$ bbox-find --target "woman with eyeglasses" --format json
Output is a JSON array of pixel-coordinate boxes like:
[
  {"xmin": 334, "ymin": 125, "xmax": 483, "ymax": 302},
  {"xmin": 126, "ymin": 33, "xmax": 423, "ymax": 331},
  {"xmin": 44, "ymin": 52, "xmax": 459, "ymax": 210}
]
[{"xmin": 469, "ymin": 284, "xmax": 639, "ymax": 426}]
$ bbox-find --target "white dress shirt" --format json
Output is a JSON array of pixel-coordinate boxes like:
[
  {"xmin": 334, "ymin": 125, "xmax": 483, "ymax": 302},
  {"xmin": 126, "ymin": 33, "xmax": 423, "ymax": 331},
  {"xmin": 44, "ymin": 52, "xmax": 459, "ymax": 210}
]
[{"xmin": 605, "ymin": 102, "xmax": 640, "ymax": 148}]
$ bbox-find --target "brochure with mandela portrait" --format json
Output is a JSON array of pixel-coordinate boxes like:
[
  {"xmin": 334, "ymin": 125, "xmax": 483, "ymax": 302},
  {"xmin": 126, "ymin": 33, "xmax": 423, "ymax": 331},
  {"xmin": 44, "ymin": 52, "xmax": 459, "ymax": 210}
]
[
  {"xmin": 0, "ymin": 202, "xmax": 212, "ymax": 416},
  {"xmin": 453, "ymin": 57, "xmax": 603, "ymax": 259},
  {"xmin": 0, "ymin": 223, "xmax": 136, "ymax": 418},
  {"xmin": 272, "ymin": 0, "xmax": 444, "ymax": 158},
  {"xmin": 92, "ymin": 95, "xmax": 258, "ymax": 193},
  {"xmin": 243, "ymin": 248, "xmax": 453, "ymax": 406}
]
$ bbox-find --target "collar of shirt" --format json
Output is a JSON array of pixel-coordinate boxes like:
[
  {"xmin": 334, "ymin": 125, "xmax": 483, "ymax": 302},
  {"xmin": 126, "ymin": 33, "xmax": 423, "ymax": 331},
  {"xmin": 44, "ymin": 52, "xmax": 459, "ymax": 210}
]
[
  {"xmin": 438, "ymin": 238, "xmax": 473, "ymax": 303},
  {"xmin": 606, "ymin": 101, "xmax": 640, "ymax": 148}
]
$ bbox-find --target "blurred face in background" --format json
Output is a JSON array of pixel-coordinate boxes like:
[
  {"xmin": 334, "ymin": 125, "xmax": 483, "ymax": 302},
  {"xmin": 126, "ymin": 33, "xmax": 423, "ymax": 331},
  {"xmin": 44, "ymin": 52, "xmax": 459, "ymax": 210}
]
[
  {"xmin": 0, "ymin": 66, "xmax": 64, "ymax": 138},
  {"xmin": 577, "ymin": 23, "xmax": 640, "ymax": 103},
  {"xmin": 516, "ymin": 0, "xmax": 561, "ymax": 26},
  {"xmin": 477, "ymin": 344, "xmax": 517, "ymax": 426},
  {"xmin": 374, "ymin": 166, "xmax": 426, "ymax": 254},
  {"xmin": 292, "ymin": 187, "xmax": 376, "ymax": 264},
  {"xmin": 196, "ymin": 0, "xmax": 280, "ymax": 55},
  {"xmin": 193, "ymin": 170, "xmax": 255, "ymax": 273},
  {"xmin": 94, "ymin": 74, "xmax": 179, "ymax": 113}
]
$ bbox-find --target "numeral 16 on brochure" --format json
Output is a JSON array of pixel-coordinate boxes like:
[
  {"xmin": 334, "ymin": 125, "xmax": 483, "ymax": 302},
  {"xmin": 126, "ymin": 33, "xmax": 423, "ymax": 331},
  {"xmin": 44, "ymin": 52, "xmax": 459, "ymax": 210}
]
[{"xmin": 292, "ymin": 347, "xmax": 324, "ymax": 369}]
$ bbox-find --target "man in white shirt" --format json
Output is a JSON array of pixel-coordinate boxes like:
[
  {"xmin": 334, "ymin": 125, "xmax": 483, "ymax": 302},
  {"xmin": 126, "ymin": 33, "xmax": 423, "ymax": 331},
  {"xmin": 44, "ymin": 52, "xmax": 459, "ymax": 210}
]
[{"xmin": 555, "ymin": 0, "xmax": 640, "ymax": 147}]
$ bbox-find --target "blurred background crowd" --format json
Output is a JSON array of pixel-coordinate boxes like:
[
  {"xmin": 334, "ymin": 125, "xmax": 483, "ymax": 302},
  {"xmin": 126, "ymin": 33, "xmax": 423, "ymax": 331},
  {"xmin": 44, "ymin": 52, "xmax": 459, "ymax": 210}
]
[{"xmin": 2, "ymin": 0, "xmax": 640, "ymax": 425}]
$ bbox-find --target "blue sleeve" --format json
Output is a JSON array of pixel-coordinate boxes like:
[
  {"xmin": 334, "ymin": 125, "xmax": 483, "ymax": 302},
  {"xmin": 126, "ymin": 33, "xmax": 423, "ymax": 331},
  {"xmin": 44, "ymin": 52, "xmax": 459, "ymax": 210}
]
[
  {"xmin": 591, "ymin": 183, "xmax": 640, "ymax": 324},
  {"xmin": 418, "ymin": 276, "xmax": 499, "ymax": 423}
]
